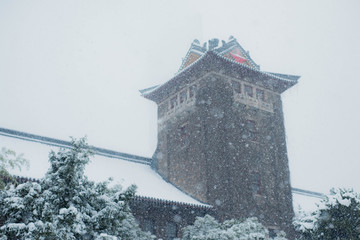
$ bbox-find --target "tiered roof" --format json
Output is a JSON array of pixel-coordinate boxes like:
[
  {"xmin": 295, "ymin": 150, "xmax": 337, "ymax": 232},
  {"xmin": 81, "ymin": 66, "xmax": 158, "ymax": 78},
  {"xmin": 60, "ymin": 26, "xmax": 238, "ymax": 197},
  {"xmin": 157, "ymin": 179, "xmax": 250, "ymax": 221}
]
[{"xmin": 141, "ymin": 37, "xmax": 300, "ymax": 103}]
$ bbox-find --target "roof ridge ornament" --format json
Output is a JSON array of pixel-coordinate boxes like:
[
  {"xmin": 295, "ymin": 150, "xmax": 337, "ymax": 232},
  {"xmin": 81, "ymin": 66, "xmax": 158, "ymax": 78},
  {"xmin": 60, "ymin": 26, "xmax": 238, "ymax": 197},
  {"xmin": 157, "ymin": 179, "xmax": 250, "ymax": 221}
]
[
  {"xmin": 208, "ymin": 38, "xmax": 219, "ymax": 50},
  {"xmin": 178, "ymin": 36, "xmax": 260, "ymax": 72}
]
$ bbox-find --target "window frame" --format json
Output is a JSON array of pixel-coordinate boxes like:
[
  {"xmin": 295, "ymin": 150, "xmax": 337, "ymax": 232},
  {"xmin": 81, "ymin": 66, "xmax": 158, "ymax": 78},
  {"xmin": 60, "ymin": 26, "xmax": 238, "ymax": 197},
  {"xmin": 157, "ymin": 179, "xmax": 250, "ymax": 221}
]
[
  {"xmin": 232, "ymin": 80, "xmax": 242, "ymax": 94},
  {"xmin": 189, "ymin": 84, "xmax": 197, "ymax": 98},
  {"xmin": 179, "ymin": 90, "xmax": 188, "ymax": 104},
  {"xmin": 165, "ymin": 222, "xmax": 177, "ymax": 240},
  {"xmin": 170, "ymin": 96, "xmax": 178, "ymax": 109},
  {"xmin": 245, "ymin": 120, "xmax": 257, "ymax": 141},
  {"xmin": 244, "ymin": 84, "xmax": 253, "ymax": 97},
  {"xmin": 250, "ymin": 170, "xmax": 261, "ymax": 195},
  {"xmin": 143, "ymin": 218, "xmax": 155, "ymax": 234},
  {"xmin": 256, "ymin": 88, "xmax": 265, "ymax": 101}
]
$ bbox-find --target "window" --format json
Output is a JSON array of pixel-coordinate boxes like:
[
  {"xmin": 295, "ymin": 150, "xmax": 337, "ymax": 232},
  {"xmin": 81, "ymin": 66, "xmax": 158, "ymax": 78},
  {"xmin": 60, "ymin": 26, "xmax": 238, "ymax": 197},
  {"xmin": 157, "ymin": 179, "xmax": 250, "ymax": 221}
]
[
  {"xmin": 189, "ymin": 85, "xmax": 197, "ymax": 98},
  {"xmin": 250, "ymin": 171, "xmax": 261, "ymax": 194},
  {"xmin": 232, "ymin": 81, "xmax": 241, "ymax": 94},
  {"xmin": 170, "ymin": 96, "xmax": 178, "ymax": 109},
  {"xmin": 244, "ymin": 85, "xmax": 253, "ymax": 97},
  {"xmin": 166, "ymin": 222, "xmax": 177, "ymax": 240},
  {"xmin": 256, "ymin": 89, "xmax": 265, "ymax": 101},
  {"xmin": 143, "ymin": 219, "xmax": 155, "ymax": 234},
  {"xmin": 179, "ymin": 124, "xmax": 188, "ymax": 141},
  {"xmin": 245, "ymin": 120, "xmax": 257, "ymax": 141},
  {"xmin": 179, "ymin": 90, "xmax": 188, "ymax": 104},
  {"xmin": 268, "ymin": 228, "xmax": 277, "ymax": 238},
  {"xmin": 178, "ymin": 123, "xmax": 190, "ymax": 147}
]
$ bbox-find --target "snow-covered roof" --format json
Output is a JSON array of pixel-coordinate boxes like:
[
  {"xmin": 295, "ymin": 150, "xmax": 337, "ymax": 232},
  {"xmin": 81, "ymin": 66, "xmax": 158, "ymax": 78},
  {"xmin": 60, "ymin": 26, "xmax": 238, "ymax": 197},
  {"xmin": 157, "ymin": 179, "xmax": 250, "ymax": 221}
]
[
  {"xmin": 292, "ymin": 191, "xmax": 323, "ymax": 214},
  {"xmin": 0, "ymin": 129, "xmax": 207, "ymax": 207},
  {"xmin": 1, "ymin": 127, "xmax": 323, "ymax": 213}
]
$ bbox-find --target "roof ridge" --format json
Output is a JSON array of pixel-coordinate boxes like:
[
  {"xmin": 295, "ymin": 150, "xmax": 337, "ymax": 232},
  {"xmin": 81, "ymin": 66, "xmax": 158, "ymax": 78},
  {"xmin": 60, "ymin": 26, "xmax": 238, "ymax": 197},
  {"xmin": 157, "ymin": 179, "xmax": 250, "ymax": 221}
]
[
  {"xmin": 141, "ymin": 50, "xmax": 299, "ymax": 100},
  {"xmin": 213, "ymin": 52, "xmax": 299, "ymax": 83},
  {"xmin": 178, "ymin": 40, "xmax": 207, "ymax": 71},
  {"xmin": 0, "ymin": 127, "xmax": 152, "ymax": 165}
]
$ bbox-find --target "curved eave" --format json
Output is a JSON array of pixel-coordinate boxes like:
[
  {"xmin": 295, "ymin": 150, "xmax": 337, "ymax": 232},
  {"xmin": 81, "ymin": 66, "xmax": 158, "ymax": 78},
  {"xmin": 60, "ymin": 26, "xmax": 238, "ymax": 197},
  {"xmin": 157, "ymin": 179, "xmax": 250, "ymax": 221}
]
[
  {"xmin": 141, "ymin": 53, "xmax": 208, "ymax": 102},
  {"xmin": 142, "ymin": 51, "xmax": 299, "ymax": 103},
  {"xmin": 139, "ymin": 85, "xmax": 159, "ymax": 95}
]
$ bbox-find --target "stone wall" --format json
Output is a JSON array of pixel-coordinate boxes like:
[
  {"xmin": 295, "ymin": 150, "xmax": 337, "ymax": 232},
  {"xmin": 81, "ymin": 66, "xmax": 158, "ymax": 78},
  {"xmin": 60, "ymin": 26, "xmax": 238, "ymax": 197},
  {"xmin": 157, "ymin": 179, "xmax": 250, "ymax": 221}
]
[
  {"xmin": 154, "ymin": 70, "xmax": 294, "ymax": 237},
  {"xmin": 130, "ymin": 197, "xmax": 214, "ymax": 239}
]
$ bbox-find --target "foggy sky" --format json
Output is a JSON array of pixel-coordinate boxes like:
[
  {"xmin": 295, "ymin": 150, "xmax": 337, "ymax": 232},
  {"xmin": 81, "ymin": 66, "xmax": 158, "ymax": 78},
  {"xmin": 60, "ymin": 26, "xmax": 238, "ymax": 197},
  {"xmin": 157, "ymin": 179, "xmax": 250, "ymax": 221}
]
[{"xmin": 1, "ymin": 0, "xmax": 359, "ymax": 194}]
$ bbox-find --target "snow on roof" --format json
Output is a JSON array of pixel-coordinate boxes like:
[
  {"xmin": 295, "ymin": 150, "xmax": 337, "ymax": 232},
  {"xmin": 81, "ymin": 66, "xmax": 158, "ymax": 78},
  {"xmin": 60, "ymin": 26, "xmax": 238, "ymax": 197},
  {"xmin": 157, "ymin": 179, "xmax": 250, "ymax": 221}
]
[
  {"xmin": 0, "ymin": 133, "xmax": 206, "ymax": 206},
  {"xmin": 292, "ymin": 192, "xmax": 322, "ymax": 214},
  {"xmin": 1, "ymin": 128, "xmax": 322, "ymax": 212}
]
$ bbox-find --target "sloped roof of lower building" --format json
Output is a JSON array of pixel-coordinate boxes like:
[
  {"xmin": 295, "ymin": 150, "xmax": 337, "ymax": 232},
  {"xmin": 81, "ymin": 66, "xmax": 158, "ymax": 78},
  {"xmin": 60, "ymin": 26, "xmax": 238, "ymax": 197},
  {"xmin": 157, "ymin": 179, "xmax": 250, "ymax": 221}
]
[
  {"xmin": 0, "ymin": 128, "xmax": 208, "ymax": 207},
  {"xmin": 0, "ymin": 127, "xmax": 323, "ymax": 213}
]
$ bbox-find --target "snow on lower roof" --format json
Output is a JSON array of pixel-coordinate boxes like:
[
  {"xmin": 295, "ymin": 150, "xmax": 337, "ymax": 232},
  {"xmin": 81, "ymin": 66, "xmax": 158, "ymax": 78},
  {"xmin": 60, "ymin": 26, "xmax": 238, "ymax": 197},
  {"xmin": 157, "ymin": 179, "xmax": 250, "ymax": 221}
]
[
  {"xmin": 292, "ymin": 192, "xmax": 322, "ymax": 214},
  {"xmin": 1, "ymin": 129, "xmax": 324, "ymax": 211},
  {"xmin": 0, "ymin": 134, "xmax": 206, "ymax": 206}
]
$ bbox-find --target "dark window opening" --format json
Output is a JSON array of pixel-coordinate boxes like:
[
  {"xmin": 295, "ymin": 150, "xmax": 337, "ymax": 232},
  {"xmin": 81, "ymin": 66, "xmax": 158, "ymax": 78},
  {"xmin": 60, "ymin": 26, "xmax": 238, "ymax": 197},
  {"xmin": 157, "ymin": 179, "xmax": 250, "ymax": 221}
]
[
  {"xmin": 179, "ymin": 90, "xmax": 188, "ymax": 104},
  {"xmin": 244, "ymin": 85, "xmax": 253, "ymax": 97},
  {"xmin": 268, "ymin": 228, "xmax": 277, "ymax": 238},
  {"xmin": 178, "ymin": 123, "xmax": 190, "ymax": 147},
  {"xmin": 245, "ymin": 120, "xmax": 257, "ymax": 141},
  {"xmin": 179, "ymin": 124, "xmax": 188, "ymax": 141},
  {"xmin": 256, "ymin": 89, "xmax": 265, "ymax": 101},
  {"xmin": 232, "ymin": 81, "xmax": 241, "ymax": 94},
  {"xmin": 189, "ymin": 85, "xmax": 197, "ymax": 98},
  {"xmin": 170, "ymin": 96, "xmax": 178, "ymax": 109},
  {"xmin": 143, "ymin": 219, "xmax": 155, "ymax": 234},
  {"xmin": 250, "ymin": 171, "xmax": 261, "ymax": 194},
  {"xmin": 166, "ymin": 222, "xmax": 177, "ymax": 240}
]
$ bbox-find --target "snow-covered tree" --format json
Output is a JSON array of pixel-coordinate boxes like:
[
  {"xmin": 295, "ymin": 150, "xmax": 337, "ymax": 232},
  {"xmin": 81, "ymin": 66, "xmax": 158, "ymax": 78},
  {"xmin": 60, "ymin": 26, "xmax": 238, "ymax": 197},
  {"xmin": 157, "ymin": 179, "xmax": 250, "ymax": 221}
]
[
  {"xmin": 0, "ymin": 138, "xmax": 154, "ymax": 240},
  {"xmin": 0, "ymin": 147, "xmax": 29, "ymax": 189},
  {"xmin": 294, "ymin": 188, "xmax": 360, "ymax": 240},
  {"xmin": 181, "ymin": 214, "xmax": 287, "ymax": 240}
]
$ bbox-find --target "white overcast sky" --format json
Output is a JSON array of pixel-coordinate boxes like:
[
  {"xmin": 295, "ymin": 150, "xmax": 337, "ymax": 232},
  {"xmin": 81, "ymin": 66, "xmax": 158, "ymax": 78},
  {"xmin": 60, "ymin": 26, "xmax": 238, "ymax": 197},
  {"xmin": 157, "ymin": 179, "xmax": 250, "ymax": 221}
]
[{"xmin": 1, "ymin": 0, "xmax": 359, "ymax": 194}]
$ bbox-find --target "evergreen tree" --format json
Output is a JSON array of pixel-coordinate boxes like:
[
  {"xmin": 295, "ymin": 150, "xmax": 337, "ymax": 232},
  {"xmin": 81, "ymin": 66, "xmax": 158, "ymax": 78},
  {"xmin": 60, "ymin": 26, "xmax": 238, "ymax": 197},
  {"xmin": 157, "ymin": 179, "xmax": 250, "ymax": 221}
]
[
  {"xmin": 294, "ymin": 188, "xmax": 360, "ymax": 240},
  {"xmin": 0, "ymin": 147, "xmax": 29, "ymax": 189},
  {"xmin": 0, "ymin": 138, "xmax": 154, "ymax": 240}
]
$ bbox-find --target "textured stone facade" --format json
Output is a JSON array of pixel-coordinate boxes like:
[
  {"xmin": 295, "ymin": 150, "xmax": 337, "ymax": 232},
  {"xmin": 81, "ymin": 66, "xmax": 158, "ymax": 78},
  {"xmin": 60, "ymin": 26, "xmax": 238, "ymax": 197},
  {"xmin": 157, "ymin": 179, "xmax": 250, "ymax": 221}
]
[
  {"xmin": 155, "ymin": 72, "xmax": 293, "ymax": 231},
  {"xmin": 131, "ymin": 197, "xmax": 214, "ymax": 239},
  {"xmin": 143, "ymin": 46, "xmax": 298, "ymax": 237},
  {"xmin": 141, "ymin": 38, "xmax": 299, "ymax": 238}
]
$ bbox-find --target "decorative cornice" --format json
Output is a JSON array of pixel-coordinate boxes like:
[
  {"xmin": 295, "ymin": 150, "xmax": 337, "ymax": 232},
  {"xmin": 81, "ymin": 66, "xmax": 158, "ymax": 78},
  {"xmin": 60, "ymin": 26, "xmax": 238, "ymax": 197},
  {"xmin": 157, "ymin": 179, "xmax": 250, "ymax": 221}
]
[{"xmin": 141, "ymin": 51, "xmax": 299, "ymax": 103}]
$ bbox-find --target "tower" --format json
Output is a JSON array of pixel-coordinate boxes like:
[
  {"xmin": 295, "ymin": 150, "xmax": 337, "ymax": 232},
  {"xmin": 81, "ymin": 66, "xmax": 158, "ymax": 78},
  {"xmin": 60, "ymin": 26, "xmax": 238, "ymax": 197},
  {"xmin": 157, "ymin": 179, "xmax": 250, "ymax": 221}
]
[{"xmin": 141, "ymin": 37, "xmax": 299, "ymax": 235}]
